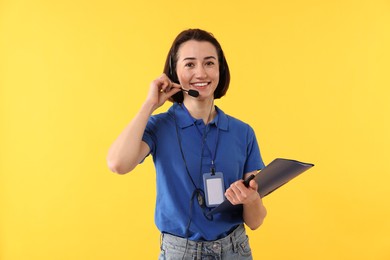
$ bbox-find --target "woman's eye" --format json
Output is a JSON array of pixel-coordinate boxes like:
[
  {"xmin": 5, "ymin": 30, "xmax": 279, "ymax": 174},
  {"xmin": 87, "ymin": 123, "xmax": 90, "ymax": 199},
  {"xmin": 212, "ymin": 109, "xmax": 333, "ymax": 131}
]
[
  {"xmin": 185, "ymin": 63, "xmax": 194, "ymax": 68},
  {"xmin": 205, "ymin": 61, "xmax": 215, "ymax": 66}
]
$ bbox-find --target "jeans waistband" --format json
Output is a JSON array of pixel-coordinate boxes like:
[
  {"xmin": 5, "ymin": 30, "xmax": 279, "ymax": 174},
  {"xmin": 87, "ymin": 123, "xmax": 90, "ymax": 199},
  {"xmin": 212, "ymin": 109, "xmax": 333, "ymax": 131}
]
[{"xmin": 161, "ymin": 224, "xmax": 246, "ymax": 254}]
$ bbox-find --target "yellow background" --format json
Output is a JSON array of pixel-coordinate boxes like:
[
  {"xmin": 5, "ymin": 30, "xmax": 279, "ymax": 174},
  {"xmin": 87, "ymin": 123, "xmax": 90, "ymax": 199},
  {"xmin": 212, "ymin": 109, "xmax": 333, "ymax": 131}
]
[{"xmin": 1, "ymin": 0, "xmax": 389, "ymax": 259}]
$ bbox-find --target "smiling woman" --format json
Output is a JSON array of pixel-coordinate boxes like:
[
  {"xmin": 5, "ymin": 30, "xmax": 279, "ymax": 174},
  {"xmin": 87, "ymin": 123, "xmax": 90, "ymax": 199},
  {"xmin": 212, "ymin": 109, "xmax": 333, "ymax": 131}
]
[
  {"xmin": 164, "ymin": 29, "xmax": 230, "ymax": 105},
  {"xmin": 176, "ymin": 41, "xmax": 220, "ymax": 102},
  {"xmin": 107, "ymin": 28, "xmax": 267, "ymax": 259}
]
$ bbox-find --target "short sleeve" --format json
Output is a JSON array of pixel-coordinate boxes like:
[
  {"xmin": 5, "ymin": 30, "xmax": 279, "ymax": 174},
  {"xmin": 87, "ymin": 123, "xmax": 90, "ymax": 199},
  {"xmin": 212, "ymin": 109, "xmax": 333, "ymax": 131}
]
[
  {"xmin": 244, "ymin": 125, "xmax": 265, "ymax": 173},
  {"xmin": 141, "ymin": 116, "xmax": 158, "ymax": 160}
]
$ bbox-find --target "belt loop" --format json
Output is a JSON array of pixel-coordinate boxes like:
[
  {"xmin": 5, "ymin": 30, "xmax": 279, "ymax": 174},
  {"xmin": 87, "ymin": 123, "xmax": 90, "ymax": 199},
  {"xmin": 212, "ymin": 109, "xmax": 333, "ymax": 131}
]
[
  {"xmin": 231, "ymin": 231, "xmax": 237, "ymax": 253},
  {"xmin": 196, "ymin": 242, "xmax": 202, "ymax": 259}
]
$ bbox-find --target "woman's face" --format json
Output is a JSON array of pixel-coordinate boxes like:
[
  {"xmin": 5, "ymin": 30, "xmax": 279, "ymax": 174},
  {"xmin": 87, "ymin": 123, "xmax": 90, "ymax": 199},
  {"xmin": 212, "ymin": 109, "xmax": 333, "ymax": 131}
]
[{"xmin": 175, "ymin": 40, "xmax": 220, "ymax": 100}]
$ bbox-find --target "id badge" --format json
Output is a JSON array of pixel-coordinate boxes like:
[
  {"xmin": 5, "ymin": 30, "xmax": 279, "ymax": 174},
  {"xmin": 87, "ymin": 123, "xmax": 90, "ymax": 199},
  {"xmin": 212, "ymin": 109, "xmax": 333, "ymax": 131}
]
[{"xmin": 203, "ymin": 172, "xmax": 225, "ymax": 207}]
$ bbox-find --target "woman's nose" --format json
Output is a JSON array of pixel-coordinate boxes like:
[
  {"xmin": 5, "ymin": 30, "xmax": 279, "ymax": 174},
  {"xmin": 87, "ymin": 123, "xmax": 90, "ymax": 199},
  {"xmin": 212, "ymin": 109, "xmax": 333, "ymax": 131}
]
[{"xmin": 194, "ymin": 65, "xmax": 207, "ymax": 78}]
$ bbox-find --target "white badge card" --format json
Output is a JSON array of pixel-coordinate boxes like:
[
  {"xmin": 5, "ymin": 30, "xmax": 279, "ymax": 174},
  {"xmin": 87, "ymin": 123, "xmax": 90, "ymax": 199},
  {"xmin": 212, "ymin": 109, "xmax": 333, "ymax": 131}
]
[{"xmin": 203, "ymin": 172, "xmax": 225, "ymax": 207}]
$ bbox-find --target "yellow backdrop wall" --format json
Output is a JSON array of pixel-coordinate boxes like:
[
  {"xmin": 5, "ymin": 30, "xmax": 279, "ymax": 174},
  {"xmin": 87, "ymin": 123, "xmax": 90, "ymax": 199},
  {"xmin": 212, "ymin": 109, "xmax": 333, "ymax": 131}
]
[{"xmin": 1, "ymin": 0, "xmax": 389, "ymax": 259}]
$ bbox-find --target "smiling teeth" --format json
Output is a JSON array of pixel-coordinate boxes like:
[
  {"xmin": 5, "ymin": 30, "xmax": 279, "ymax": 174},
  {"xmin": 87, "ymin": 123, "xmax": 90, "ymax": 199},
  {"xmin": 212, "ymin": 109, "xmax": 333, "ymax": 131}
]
[{"xmin": 193, "ymin": 83, "xmax": 208, "ymax": 87}]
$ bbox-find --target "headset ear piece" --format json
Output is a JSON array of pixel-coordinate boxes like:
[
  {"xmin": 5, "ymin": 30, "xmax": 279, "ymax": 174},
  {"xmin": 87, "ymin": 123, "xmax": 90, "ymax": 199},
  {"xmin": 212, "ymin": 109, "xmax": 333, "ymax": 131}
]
[
  {"xmin": 169, "ymin": 54, "xmax": 179, "ymax": 83},
  {"xmin": 169, "ymin": 55, "xmax": 173, "ymax": 76}
]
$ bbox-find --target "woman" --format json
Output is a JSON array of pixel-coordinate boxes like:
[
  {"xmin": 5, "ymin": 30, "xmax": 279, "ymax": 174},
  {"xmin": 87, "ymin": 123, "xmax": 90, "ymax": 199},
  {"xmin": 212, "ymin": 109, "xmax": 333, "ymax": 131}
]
[{"xmin": 107, "ymin": 28, "xmax": 267, "ymax": 259}]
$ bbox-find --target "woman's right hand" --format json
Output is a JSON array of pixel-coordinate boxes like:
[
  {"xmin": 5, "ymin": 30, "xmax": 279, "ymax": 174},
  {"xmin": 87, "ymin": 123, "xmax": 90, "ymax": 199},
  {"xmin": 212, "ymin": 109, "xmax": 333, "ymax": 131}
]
[
  {"xmin": 146, "ymin": 73, "xmax": 181, "ymax": 111},
  {"xmin": 107, "ymin": 74, "xmax": 181, "ymax": 174}
]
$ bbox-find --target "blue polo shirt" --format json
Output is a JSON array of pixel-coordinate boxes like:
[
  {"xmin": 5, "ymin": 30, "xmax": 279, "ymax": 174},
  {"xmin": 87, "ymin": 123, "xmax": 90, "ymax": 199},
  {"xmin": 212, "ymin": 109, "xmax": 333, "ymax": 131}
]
[{"xmin": 142, "ymin": 102, "xmax": 264, "ymax": 241}]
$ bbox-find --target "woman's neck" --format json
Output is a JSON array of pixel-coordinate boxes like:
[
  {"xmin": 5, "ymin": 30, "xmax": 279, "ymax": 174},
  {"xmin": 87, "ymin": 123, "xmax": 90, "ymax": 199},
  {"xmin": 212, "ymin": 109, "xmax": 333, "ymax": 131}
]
[{"xmin": 183, "ymin": 98, "xmax": 216, "ymax": 124}]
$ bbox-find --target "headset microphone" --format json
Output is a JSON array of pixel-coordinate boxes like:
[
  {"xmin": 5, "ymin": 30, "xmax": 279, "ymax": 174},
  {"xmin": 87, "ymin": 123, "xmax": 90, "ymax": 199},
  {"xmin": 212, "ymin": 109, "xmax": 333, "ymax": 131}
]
[{"xmin": 181, "ymin": 88, "xmax": 199, "ymax": 98}]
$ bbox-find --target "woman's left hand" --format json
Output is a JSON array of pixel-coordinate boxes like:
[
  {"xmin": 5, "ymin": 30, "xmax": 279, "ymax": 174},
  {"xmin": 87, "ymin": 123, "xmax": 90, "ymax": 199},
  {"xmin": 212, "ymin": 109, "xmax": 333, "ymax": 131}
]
[{"xmin": 225, "ymin": 179, "xmax": 260, "ymax": 205}]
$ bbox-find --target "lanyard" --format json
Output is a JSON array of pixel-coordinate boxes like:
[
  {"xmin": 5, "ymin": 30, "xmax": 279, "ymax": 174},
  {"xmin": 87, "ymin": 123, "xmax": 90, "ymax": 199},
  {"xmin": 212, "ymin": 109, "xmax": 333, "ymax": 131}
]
[
  {"xmin": 181, "ymin": 104, "xmax": 220, "ymax": 175},
  {"xmin": 172, "ymin": 105, "xmax": 214, "ymax": 221}
]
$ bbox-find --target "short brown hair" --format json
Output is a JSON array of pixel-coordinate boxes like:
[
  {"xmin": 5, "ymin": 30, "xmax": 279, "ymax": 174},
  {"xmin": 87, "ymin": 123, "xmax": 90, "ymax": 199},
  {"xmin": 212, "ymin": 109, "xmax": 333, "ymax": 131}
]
[{"xmin": 163, "ymin": 29, "xmax": 230, "ymax": 103}]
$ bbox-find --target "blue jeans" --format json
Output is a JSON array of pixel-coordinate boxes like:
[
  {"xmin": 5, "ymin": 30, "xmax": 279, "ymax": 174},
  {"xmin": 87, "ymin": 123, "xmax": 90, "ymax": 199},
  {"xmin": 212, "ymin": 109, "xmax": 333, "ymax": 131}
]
[{"xmin": 159, "ymin": 224, "xmax": 253, "ymax": 260}]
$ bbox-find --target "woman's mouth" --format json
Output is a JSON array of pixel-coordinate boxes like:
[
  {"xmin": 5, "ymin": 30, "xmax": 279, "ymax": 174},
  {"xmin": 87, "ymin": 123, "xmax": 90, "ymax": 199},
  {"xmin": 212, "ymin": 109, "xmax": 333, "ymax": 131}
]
[{"xmin": 190, "ymin": 82, "xmax": 210, "ymax": 89}]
